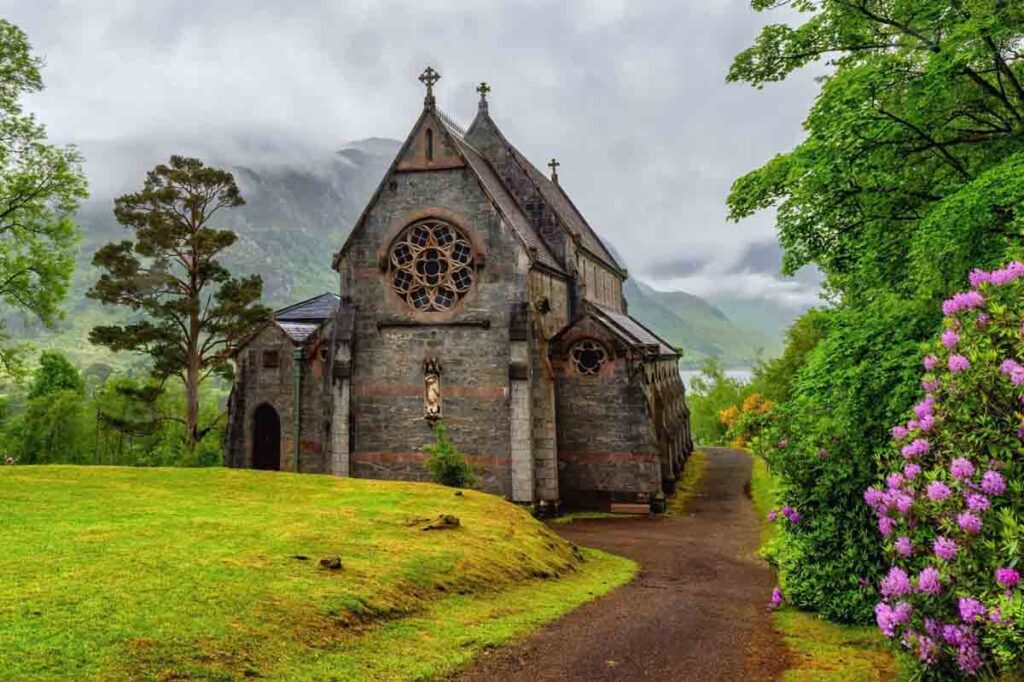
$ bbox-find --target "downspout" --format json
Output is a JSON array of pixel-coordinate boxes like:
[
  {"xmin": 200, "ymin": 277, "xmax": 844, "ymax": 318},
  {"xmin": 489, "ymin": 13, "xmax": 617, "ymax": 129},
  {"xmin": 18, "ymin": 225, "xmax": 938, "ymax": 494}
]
[{"xmin": 292, "ymin": 346, "xmax": 304, "ymax": 473}]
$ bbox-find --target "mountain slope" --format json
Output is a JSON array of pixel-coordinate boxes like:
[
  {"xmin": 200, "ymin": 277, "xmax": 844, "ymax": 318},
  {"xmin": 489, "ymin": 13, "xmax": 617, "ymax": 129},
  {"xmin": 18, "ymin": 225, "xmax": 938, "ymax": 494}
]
[{"xmin": 624, "ymin": 279, "xmax": 781, "ymax": 368}]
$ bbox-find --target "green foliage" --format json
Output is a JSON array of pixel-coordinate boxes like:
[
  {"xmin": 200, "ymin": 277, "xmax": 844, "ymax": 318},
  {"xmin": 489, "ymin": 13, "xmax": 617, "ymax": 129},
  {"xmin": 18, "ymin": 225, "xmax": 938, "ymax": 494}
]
[
  {"xmin": 728, "ymin": 0, "xmax": 1024, "ymax": 632},
  {"xmin": 762, "ymin": 296, "xmax": 936, "ymax": 623},
  {"xmin": 1, "ymin": 352, "xmax": 226, "ymax": 466},
  {"xmin": 423, "ymin": 421, "xmax": 476, "ymax": 488},
  {"xmin": 88, "ymin": 156, "xmax": 270, "ymax": 450},
  {"xmin": 870, "ymin": 268, "xmax": 1024, "ymax": 679},
  {"xmin": 750, "ymin": 308, "xmax": 829, "ymax": 404},
  {"xmin": 688, "ymin": 357, "xmax": 750, "ymax": 445},
  {"xmin": 0, "ymin": 19, "xmax": 88, "ymax": 375},
  {"xmin": 27, "ymin": 350, "xmax": 83, "ymax": 399}
]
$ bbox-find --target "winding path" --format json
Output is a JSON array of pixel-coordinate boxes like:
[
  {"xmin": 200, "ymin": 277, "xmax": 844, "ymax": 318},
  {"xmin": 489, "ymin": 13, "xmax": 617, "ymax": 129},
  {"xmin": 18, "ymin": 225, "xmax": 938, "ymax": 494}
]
[{"xmin": 454, "ymin": 447, "xmax": 790, "ymax": 681}]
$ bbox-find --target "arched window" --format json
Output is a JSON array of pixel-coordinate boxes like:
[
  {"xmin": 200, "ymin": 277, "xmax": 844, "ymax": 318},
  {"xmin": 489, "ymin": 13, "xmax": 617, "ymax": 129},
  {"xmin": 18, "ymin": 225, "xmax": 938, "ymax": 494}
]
[
  {"xmin": 425, "ymin": 128, "xmax": 434, "ymax": 162},
  {"xmin": 570, "ymin": 339, "xmax": 608, "ymax": 375},
  {"xmin": 388, "ymin": 218, "xmax": 476, "ymax": 312}
]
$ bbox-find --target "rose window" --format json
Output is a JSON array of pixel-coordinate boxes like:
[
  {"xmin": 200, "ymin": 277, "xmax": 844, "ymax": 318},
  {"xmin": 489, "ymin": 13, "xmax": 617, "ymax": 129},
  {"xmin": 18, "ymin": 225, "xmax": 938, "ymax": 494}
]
[
  {"xmin": 571, "ymin": 339, "xmax": 608, "ymax": 375},
  {"xmin": 389, "ymin": 219, "xmax": 475, "ymax": 312}
]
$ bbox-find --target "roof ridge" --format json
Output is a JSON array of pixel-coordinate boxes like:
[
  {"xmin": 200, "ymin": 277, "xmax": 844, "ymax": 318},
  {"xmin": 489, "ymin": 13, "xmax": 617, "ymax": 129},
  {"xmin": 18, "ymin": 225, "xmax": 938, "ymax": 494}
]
[{"xmin": 273, "ymin": 291, "xmax": 339, "ymax": 317}]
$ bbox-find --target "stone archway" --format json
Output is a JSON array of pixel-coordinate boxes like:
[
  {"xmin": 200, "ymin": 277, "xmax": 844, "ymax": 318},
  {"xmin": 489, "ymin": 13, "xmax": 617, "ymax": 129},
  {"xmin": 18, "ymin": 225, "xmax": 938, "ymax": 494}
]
[{"xmin": 252, "ymin": 403, "xmax": 281, "ymax": 471}]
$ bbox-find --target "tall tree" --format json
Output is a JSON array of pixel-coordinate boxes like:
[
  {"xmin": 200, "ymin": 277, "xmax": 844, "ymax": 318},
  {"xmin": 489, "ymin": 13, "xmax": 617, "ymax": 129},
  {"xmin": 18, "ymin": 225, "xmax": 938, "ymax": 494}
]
[
  {"xmin": 88, "ymin": 156, "xmax": 269, "ymax": 451},
  {"xmin": 0, "ymin": 19, "xmax": 88, "ymax": 375},
  {"xmin": 727, "ymin": 0, "xmax": 1024, "ymax": 303}
]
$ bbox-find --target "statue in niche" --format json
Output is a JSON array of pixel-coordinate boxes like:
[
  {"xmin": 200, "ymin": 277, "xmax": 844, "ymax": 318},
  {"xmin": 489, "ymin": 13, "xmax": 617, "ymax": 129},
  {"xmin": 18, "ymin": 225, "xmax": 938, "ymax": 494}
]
[{"xmin": 424, "ymin": 358, "xmax": 442, "ymax": 422}]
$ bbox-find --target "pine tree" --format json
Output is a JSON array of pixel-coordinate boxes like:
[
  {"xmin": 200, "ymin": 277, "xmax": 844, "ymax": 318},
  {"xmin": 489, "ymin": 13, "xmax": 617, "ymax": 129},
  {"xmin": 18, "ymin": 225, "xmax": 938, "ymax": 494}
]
[{"xmin": 88, "ymin": 156, "xmax": 270, "ymax": 452}]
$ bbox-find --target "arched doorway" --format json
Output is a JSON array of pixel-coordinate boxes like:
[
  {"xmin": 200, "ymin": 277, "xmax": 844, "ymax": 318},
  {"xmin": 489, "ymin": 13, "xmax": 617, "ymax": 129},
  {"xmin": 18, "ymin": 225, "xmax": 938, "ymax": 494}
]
[{"xmin": 252, "ymin": 404, "xmax": 281, "ymax": 471}]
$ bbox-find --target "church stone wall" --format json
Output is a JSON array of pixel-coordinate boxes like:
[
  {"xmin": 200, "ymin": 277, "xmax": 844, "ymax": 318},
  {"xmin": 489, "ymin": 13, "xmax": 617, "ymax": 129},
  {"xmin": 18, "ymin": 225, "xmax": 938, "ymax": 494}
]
[
  {"xmin": 227, "ymin": 324, "xmax": 334, "ymax": 473},
  {"xmin": 552, "ymin": 320, "xmax": 662, "ymax": 508},
  {"xmin": 339, "ymin": 166, "xmax": 530, "ymax": 497}
]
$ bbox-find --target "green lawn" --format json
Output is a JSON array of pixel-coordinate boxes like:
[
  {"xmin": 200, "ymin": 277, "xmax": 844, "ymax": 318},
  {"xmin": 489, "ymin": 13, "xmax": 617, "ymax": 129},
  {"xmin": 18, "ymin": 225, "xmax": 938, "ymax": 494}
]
[
  {"xmin": 745, "ymin": 452, "xmax": 900, "ymax": 681},
  {"xmin": 0, "ymin": 466, "xmax": 635, "ymax": 681}
]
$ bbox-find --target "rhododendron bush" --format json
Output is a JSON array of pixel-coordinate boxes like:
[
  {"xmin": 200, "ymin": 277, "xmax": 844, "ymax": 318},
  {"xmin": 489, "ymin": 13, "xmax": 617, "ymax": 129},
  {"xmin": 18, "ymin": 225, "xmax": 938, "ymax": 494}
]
[{"xmin": 867, "ymin": 263, "xmax": 1024, "ymax": 679}]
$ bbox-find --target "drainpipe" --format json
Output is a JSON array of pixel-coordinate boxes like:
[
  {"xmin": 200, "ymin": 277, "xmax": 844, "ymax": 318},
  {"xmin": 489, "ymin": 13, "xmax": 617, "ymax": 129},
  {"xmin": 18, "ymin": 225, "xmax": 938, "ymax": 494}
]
[{"xmin": 292, "ymin": 346, "xmax": 304, "ymax": 473}]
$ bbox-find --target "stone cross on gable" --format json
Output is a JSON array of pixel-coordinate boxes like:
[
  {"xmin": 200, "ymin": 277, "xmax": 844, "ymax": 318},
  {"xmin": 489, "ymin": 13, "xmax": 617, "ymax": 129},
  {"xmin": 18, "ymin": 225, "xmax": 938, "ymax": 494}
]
[
  {"xmin": 476, "ymin": 82, "xmax": 490, "ymax": 111},
  {"xmin": 419, "ymin": 66, "xmax": 441, "ymax": 107},
  {"xmin": 548, "ymin": 158, "xmax": 560, "ymax": 184}
]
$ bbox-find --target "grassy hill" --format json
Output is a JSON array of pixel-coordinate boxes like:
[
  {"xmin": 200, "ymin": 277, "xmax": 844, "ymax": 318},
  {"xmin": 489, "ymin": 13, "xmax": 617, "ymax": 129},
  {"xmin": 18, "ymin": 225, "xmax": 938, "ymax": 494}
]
[{"xmin": 0, "ymin": 467, "xmax": 634, "ymax": 680}]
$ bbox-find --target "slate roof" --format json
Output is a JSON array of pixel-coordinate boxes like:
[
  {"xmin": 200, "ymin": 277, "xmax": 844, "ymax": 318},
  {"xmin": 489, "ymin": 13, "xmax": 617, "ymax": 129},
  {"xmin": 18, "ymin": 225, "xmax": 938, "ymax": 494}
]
[
  {"xmin": 590, "ymin": 303, "xmax": 678, "ymax": 357},
  {"xmin": 510, "ymin": 148, "xmax": 622, "ymax": 273},
  {"xmin": 450, "ymin": 135, "xmax": 564, "ymax": 273},
  {"xmin": 274, "ymin": 292, "xmax": 341, "ymax": 321}
]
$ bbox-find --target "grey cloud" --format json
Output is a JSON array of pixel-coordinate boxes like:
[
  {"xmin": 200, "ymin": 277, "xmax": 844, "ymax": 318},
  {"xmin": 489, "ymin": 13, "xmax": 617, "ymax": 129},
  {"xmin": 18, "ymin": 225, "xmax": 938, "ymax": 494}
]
[{"xmin": 8, "ymin": 0, "xmax": 820, "ymax": 304}]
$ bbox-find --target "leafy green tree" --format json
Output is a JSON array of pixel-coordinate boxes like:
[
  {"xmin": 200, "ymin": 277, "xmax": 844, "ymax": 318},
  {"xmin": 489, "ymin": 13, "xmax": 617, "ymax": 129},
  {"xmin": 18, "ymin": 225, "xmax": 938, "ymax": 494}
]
[
  {"xmin": 88, "ymin": 157, "xmax": 269, "ymax": 452},
  {"xmin": 750, "ymin": 309, "xmax": 829, "ymax": 404},
  {"xmin": 688, "ymin": 357, "xmax": 750, "ymax": 445},
  {"xmin": 423, "ymin": 421, "xmax": 476, "ymax": 488},
  {"xmin": 0, "ymin": 20, "xmax": 88, "ymax": 375},
  {"xmin": 728, "ymin": 0, "xmax": 1024, "ymax": 303},
  {"xmin": 28, "ymin": 351, "xmax": 84, "ymax": 399}
]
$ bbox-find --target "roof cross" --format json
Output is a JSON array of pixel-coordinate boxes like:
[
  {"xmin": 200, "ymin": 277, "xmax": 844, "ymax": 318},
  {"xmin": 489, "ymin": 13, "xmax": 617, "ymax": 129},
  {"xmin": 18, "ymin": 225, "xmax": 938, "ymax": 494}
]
[
  {"xmin": 418, "ymin": 66, "xmax": 441, "ymax": 108},
  {"xmin": 548, "ymin": 158, "xmax": 560, "ymax": 184},
  {"xmin": 476, "ymin": 82, "xmax": 491, "ymax": 100}
]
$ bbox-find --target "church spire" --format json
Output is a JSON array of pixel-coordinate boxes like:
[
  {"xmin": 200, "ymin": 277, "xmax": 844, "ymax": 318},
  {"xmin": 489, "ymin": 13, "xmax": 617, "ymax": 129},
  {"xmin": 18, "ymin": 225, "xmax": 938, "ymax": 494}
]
[{"xmin": 418, "ymin": 66, "xmax": 441, "ymax": 110}]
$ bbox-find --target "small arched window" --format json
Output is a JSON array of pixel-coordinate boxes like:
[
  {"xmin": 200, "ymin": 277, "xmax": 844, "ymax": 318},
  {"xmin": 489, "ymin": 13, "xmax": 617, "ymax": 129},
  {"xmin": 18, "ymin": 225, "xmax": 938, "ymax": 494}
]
[{"xmin": 425, "ymin": 128, "xmax": 434, "ymax": 162}]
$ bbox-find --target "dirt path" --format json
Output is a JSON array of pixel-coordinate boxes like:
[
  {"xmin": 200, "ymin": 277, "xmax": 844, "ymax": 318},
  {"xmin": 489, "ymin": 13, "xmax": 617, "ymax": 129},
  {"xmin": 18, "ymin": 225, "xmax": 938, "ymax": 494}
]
[{"xmin": 453, "ymin": 447, "xmax": 790, "ymax": 682}]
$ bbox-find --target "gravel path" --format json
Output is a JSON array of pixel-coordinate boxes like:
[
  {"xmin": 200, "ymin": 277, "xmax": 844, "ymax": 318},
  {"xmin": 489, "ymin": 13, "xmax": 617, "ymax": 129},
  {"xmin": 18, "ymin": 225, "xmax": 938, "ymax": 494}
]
[{"xmin": 453, "ymin": 447, "xmax": 790, "ymax": 681}]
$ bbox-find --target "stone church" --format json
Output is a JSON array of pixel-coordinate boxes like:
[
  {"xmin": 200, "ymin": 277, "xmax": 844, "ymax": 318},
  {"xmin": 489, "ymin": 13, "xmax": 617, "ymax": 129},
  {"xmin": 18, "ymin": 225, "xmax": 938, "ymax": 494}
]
[{"xmin": 226, "ymin": 68, "xmax": 693, "ymax": 512}]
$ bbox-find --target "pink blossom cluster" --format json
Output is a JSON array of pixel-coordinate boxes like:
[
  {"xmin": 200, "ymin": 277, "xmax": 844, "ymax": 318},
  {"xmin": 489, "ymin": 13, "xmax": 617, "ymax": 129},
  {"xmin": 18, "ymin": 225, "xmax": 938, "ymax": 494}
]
[
  {"xmin": 941, "ymin": 290, "xmax": 985, "ymax": 317},
  {"xmin": 1000, "ymin": 359, "xmax": 1024, "ymax": 386},
  {"xmin": 968, "ymin": 262, "xmax": 1024, "ymax": 289}
]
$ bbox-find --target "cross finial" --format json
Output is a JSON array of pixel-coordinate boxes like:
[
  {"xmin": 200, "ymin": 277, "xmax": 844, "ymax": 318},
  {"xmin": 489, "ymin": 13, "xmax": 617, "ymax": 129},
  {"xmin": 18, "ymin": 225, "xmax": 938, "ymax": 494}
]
[
  {"xmin": 476, "ymin": 81, "xmax": 491, "ymax": 108},
  {"xmin": 548, "ymin": 158, "xmax": 560, "ymax": 184},
  {"xmin": 418, "ymin": 66, "xmax": 441, "ymax": 108}
]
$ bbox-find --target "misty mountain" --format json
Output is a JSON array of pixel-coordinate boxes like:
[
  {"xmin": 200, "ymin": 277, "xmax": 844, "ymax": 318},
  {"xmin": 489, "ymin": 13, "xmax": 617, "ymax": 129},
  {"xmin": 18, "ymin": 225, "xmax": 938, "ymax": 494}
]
[{"xmin": 27, "ymin": 133, "xmax": 787, "ymax": 369}]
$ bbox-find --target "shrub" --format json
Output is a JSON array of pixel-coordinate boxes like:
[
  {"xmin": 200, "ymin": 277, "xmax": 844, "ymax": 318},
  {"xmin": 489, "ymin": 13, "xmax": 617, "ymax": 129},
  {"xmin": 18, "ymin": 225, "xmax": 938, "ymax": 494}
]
[
  {"xmin": 689, "ymin": 357, "xmax": 750, "ymax": 445},
  {"xmin": 423, "ymin": 421, "xmax": 475, "ymax": 488},
  {"xmin": 760, "ymin": 295, "xmax": 935, "ymax": 623},
  {"xmin": 866, "ymin": 262, "xmax": 1024, "ymax": 679}
]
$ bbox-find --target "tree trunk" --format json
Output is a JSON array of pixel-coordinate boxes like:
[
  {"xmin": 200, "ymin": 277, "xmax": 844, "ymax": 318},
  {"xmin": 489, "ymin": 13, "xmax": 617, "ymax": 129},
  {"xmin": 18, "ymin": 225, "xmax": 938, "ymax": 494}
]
[{"xmin": 185, "ymin": 296, "xmax": 201, "ymax": 453}]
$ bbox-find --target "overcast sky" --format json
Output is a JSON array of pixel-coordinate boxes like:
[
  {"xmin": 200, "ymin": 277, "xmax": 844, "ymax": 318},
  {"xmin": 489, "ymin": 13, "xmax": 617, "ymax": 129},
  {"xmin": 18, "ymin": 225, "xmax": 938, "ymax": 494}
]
[{"xmin": 6, "ymin": 0, "xmax": 821, "ymax": 305}]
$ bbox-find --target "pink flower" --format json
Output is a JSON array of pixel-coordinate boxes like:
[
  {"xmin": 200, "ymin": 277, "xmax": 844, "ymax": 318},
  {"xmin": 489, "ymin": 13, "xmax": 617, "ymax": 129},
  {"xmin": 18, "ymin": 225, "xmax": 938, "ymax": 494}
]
[
  {"xmin": 894, "ymin": 536, "xmax": 913, "ymax": 557},
  {"xmin": 878, "ymin": 516, "xmax": 896, "ymax": 537},
  {"xmin": 941, "ymin": 328, "xmax": 960, "ymax": 348},
  {"xmin": 968, "ymin": 268, "xmax": 991, "ymax": 288},
  {"xmin": 965, "ymin": 493, "xmax": 990, "ymax": 512},
  {"xmin": 996, "ymin": 567, "xmax": 1020, "ymax": 589},
  {"xmin": 864, "ymin": 487, "xmax": 887, "ymax": 511},
  {"xmin": 926, "ymin": 481, "xmax": 951, "ymax": 502},
  {"xmin": 918, "ymin": 414, "xmax": 935, "ymax": 432},
  {"xmin": 913, "ymin": 397, "xmax": 934, "ymax": 420},
  {"xmin": 948, "ymin": 354, "xmax": 970, "ymax": 373},
  {"xmin": 957, "ymin": 512, "xmax": 982, "ymax": 534},
  {"xmin": 902, "ymin": 438, "xmax": 930, "ymax": 459},
  {"xmin": 767, "ymin": 509, "xmax": 778, "ymax": 522},
  {"xmin": 950, "ymin": 457, "xmax": 975, "ymax": 480},
  {"xmin": 903, "ymin": 463, "xmax": 921, "ymax": 480},
  {"xmin": 917, "ymin": 566, "xmax": 942, "ymax": 594},
  {"xmin": 923, "ymin": 354, "xmax": 938, "ymax": 371},
  {"xmin": 922, "ymin": 378, "xmax": 941, "ymax": 393},
  {"xmin": 876, "ymin": 601, "xmax": 913, "ymax": 638},
  {"xmin": 942, "ymin": 291, "xmax": 985, "ymax": 317},
  {"xmin": 891, "ymin": 425, "xmax": 908, "ymax": 440},
  {"xmin": 981, "ymin": 470, "xmax": 1005, "ymax": 496},
  {"xmin": 893, "ymin": 492, "xmax": 914, "ymax": 515},
  {"xmin": 770, "ymin": 586, "xmax": 783, "ymax": 609},
  {"xmin": 1000, "ymin": 359, "xmax": 1024, "ymax": 386},
  {"xmin": 934, "ymin": 536, "xmax": 958, "ymax": 561},
  {"xmin": 886, "ymin": 473, "xmax": 904, "ymax": 490},
  {"xmin": 958, "ymin": 597, "xmax": 986, "ymax": 624},
  {"xmin": 881, "ymin": 566, "xmax": 912, "ymax": 598}
]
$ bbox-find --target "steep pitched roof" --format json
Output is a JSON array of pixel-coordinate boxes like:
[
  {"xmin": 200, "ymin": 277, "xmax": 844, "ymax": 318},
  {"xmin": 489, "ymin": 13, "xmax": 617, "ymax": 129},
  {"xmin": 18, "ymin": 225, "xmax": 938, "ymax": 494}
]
[
  {"xmin": 465, "ymin": 107, "xmax": 624, "ymax": 275},
  {"xmin": 274, "ymin": 292, "xmax": 341, "ymax": 321},
  {"xmin": 589, "ymin": 303, "xmax": 677, "ymax": 357},
  {"xmin": 333, "ymin": 106, "xmax": 566, "ymax": 276}
]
